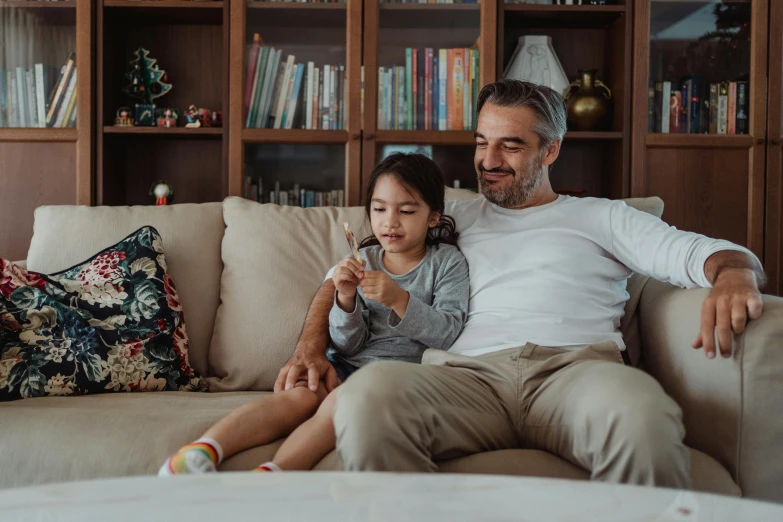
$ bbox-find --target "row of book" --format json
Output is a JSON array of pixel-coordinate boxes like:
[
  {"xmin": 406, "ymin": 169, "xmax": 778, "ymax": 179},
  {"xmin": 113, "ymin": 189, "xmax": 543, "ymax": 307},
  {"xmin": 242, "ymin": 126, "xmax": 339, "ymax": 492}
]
[
  {"xmin": 244, "ymin": 178, "xmax": 346, "ymax": 207},
  {"xmin": 245, "ymin": 34, "xmax": 346, "ymax": 130},
  {"xmin": 0, "ymin": 53, "xmax": 77, "ymax": 129},
  {"xmin": 648, "ymin": 76, "xmax": 749, "ymax": 135},
  {"xmin": 380, "ymin": 47, "xmax": 480, "ymax": 131}
]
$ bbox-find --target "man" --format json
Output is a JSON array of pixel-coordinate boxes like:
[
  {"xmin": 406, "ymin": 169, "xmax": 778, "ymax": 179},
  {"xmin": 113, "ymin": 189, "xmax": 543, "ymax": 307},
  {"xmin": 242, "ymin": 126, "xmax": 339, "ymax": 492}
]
[{"xmin": 274, "ymin": 80, "xmax": 765, "ymax": 487}]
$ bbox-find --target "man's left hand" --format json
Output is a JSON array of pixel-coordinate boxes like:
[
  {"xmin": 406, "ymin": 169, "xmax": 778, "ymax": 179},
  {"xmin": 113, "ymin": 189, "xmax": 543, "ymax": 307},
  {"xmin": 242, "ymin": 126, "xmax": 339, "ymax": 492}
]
[{"xmin": 693, "ymin": 268, "xmax": 764, "ymax": 359}]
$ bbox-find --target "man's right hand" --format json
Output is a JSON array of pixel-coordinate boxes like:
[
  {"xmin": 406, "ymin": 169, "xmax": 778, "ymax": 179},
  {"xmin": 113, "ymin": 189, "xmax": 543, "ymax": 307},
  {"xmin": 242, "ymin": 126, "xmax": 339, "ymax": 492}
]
[{"xmin": 273, "ymin": 347, "xmax": 339, "ymax": 394}]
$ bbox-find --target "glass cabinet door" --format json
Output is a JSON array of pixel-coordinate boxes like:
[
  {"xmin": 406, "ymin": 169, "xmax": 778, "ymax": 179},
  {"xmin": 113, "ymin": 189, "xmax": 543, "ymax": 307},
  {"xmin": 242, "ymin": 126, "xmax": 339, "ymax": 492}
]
[
  {"xmin": 1, "ymin": 1, "xmax": 77, "ymax": 128},
  {"xmin": 244, "ymin": 0, "xmax": 348, "ymax": 130},
  {"xmin": 648, "ymin": 0, "xmax": 751, "ymax": 135}
]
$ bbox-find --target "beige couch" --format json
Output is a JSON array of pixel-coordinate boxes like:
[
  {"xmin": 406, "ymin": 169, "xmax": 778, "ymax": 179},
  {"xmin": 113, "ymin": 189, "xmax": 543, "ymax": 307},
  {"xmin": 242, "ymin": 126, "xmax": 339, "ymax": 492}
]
[{"xmin": 2, "ymin": 192, "xmax": 782, "ymax": 504}]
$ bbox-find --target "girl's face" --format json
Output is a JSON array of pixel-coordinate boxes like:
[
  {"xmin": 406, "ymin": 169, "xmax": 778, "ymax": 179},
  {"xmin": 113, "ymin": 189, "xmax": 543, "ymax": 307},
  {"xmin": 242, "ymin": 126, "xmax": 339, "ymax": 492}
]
[{"xmin": 369, "ymin": 175, "xmax": 440, "ymax": 256}]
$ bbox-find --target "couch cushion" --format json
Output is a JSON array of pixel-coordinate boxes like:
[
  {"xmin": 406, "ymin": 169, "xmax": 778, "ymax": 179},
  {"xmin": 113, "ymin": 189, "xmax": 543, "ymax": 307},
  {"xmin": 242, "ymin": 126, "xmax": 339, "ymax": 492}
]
[
  {"xmin": 225, "ymin": 443, "xmax": 738, "ymax": 497},
  {"xmin": 0, "ymin": 391, "xmax": 265, "ymax": 488},
  {"xmin": 26, "ymin": 203, "xmax": 224, "ymax": 377},
  {"xmin": 208, "ymin": 198, "xmax": 373, "ymax": 391},
  {"xmin": 0, "ymin": 390, "xmax": 738, "ymax": 497},
  {"xmin": 210, "ymin": 195, "xmax": 664, "ymax": 390}
]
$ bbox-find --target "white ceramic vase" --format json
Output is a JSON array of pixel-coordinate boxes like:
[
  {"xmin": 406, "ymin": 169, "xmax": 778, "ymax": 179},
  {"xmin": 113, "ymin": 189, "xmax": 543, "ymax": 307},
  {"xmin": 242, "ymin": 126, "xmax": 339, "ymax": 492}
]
[{"xmin": 503, "ymin": 35, "xmax": 569, "ymax": 97}]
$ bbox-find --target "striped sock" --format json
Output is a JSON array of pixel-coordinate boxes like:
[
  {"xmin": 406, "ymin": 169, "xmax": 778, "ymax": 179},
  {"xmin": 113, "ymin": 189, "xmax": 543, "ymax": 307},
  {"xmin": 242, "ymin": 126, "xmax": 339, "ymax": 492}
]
[
  {"xmin": 253, "ymin": 462, "xmax": 282, "ymax": 472},
  {"xmin": 158, "ymin": 438, "xmax": 224, "ymax": 476}
]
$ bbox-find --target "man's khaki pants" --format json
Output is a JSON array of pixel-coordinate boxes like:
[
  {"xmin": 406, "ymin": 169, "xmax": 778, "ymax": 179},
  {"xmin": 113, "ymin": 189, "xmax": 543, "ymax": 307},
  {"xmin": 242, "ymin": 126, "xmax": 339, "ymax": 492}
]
[{"xmin": 332, "ymin": 342, "xmax": 691, "ymax": 488}]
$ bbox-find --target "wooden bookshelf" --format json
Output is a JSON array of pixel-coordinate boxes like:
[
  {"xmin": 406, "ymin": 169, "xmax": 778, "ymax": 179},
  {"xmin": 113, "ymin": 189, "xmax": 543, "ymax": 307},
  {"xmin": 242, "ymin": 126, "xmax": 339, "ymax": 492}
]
[
  {"xmin": 96, "ymin": 0, "xmax": 229, "ymax": 206},
  {"xmin": 499, "ymin": 0, "xmax": 632, "ymax": 200},
  {"xmin": 632, "ymin": 0, "xmax": 768, "ymax": 263},
  {"xmin": 2, "ymin": 0, "xmax": 782, "ymax": 293},
  {"xmin": 0, "ymin": 0, "xmax": 91, "ymax": 260}
]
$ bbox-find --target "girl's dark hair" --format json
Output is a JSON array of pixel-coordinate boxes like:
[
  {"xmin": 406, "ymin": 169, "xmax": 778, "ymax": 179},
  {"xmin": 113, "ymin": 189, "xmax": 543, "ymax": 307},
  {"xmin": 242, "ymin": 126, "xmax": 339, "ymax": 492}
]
[{"xmin": 359, "ymin": 152, "xmax": 459, "ymax": 249}]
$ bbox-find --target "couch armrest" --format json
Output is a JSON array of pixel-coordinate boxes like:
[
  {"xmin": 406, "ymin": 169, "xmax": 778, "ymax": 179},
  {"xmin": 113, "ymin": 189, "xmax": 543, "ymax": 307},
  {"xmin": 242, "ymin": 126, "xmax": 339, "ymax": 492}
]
[{"xmin": 639, "ymin": 279, "xmax": 783, "ymax": 502}]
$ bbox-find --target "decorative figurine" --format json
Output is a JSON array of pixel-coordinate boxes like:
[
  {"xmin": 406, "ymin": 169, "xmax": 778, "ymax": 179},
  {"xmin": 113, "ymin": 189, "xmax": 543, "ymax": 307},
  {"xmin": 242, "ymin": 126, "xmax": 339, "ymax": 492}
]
[
  {"xmin": 211, "ymin": 111, "xmax": 223, "ymax": 128},
  {"xmin": 156, "ymin": 108, "xmax": 179, "ymax": 128},
  {"xmin": 184, "ymin": 105, "xmax": 201, "ymax": 128},
  {"xmin": 120, "ymin": 48, "xmax": 172, "ymax": 127},
  {"xmin": 198, "ymin": 108, "xmax": 212, "ymax": 128},
  {"xmin": 150, "ymin": 181, "xmax": 174, "ymax": 206},
  {"xmin": 115, "ymin": 106, "xmax": 134, "ymax": 126}
]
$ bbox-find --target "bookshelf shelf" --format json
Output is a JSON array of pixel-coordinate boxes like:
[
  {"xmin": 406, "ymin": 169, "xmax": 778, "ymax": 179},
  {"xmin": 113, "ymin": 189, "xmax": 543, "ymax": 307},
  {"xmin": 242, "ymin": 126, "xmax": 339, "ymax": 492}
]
[
  {"xmin": 646, "ymin": 134, "xmax": 755, "ymax": 149},
  {"xmin": 103, "ymin": 0, "xmax": 223, "ymax": 8},
  {"xmin": 103, "ymin": 1, "xmax": 224, "ymax": 25},
  {"xmin": 242, "ymin": 129, "xmax": 349, "ymax": 144},
  {"xmin": 247, "ymin": 2, "xmax": 345, "ymax": 10},
  {"xmin": 1, "ymin": 1, "xmax": 75, "ymax": 8},
  {"xmin": 504, "ymin": 4, "xmax": 625, "ymax": 13},
  {"xmin": 104, "ymin": 126, "xmax": 223, "ymax": 137},
  {"xmin": 0, "ymin": 128, "xmax": 78, "ymax": 142},
  {"xmin": 374, "ymin": 130, "xmax": 475, "ymax": 146},
  {"xmin": 380, "ymin": 4, "xmax": 479, "ymax": 29},
  {"xmin": 380, "ymin": 4, "xmax": 480, "ymax": 11},
  {"xmin": 566, "ymin": 131, "xmax": 624, "ymax": 140},
  {"xmin": 503, "ymin": 4, "xmax": 625, "ymax": 29}
]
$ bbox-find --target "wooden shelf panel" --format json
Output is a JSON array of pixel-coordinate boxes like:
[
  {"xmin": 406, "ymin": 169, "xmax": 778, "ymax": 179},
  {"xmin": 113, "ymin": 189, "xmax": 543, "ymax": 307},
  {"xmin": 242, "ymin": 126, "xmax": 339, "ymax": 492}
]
[
  {"xmin": 104, "ymin": 0, "xmax": 223, "ymax": 8},
  {"xmin": 380, "ymin": 4, "xmax": 479, "ymax": 30},
  {"xmin": 374, "ymin": 130, "xmax": 475, "ymax": 146},
  {"xmin": 0, "ymin": 128, "xmax": 78, "ymax": 142},
  {"xmin": 646, "ymin": 134, "xmax": 754, "ymax": 149},
  {"xmin": 566, "ymin": 131, "xmax": 623, "ymax": 140},
  {"xmin": 0, "ymin": 0, "xmax": 75, "ymax": 8},
  {"xmin": 104, "ymin": 126, "xmax": 223, "ymax": 137},
  {"xmin": 104, "ymin": 1, "xmax": 224, "ymax": 25},
  {"xmin": 504, "ymin": 3, "xmax": 625, "ymax": 29},
  {"xmin": 381, "ymin": 4, "xmax": 479, "ymax": 11},
  {"xmin": 247, "ymin": 1, "xmax": 345, "ymax": 10},
  {"xmin": 504, "ymin": 4, "xmax": 625, "ymax": 14},
  {"xmin": 242, "ymin": 129, "xmax": 349, "ymax": 144}
]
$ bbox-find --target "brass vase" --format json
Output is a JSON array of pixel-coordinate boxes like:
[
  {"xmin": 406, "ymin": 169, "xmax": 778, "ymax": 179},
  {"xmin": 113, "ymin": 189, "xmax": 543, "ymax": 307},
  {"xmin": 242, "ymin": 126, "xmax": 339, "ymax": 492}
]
[{"xmin": 564, "ymin": 70, "xmax": 612, "ymax": 131}]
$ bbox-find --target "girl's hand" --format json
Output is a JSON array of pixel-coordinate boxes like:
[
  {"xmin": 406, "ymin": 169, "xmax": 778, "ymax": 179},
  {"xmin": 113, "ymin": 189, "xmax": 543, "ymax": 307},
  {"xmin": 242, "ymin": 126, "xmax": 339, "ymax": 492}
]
[
  {"xmin": 360, "ymin": 271, "xmax": 409, "ymax": 317},
  {"xmin": 332, "ymin": 258, "xmax": 366, "ymax": 311}
]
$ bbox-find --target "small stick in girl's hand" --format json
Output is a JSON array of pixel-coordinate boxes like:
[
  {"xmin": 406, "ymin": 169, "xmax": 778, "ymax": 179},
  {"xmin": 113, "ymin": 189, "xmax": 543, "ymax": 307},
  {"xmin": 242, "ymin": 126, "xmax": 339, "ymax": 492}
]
[{"xmin": 343, "ymin": 223, "xmax": 362, "ymax": 263}]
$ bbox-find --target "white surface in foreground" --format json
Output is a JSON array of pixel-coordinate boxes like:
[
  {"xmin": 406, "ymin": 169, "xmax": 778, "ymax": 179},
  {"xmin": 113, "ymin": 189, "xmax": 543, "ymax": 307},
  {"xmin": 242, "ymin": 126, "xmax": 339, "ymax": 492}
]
[{"xmin": 1, "ymin": 472, "xmax": 781, "ymax": 521}]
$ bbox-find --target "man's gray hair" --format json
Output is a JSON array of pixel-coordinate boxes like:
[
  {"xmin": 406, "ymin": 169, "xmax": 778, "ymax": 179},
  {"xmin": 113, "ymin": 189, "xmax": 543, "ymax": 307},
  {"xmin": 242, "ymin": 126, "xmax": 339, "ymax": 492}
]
[{"xmin": 477, "ymin": 79, "xmax": 567, "ymax": 150}]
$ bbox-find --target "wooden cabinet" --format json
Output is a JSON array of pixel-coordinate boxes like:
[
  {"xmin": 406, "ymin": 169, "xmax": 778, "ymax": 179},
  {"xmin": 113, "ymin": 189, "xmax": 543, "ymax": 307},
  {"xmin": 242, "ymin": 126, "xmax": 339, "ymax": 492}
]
[
  {"xmin": 0, "ymin": 0, "xmax": 92, "ymax": 260},
  {"xmin": 631, "ymin": 0, "xmax": 768, "ymax": 266},
  {"xmin": 96, "ymin": 1, "xmax": 229, "ymax": 207},
  {"xmin": 1, "ymin": 0, "xmax": 781, "ymax": 294},
  {"xmin": 228, "ymin": 0, "xmax": 363, "ymax": 206}
]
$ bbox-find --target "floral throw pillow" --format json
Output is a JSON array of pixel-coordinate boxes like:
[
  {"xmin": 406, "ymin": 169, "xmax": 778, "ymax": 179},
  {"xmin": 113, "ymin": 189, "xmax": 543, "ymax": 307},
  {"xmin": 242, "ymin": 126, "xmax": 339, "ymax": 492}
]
[{"xmin": 0, "ymin": 226, "xmax": 207, "ymax": 401}]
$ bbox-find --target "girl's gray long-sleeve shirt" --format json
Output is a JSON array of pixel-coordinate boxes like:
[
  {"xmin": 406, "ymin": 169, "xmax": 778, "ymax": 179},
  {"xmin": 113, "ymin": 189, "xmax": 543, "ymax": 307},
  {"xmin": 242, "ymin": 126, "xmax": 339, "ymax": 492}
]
[{"xmin": 328, "ymin": 243, "xmax": 469, "ymax": 367}]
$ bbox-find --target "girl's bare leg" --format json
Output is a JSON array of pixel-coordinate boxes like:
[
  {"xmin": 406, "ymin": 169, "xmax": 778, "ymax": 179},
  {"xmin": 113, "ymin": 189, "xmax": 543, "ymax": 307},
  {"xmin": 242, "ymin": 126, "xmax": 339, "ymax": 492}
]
[
  {"xmin": 159, "ymin": 383, "xmax": 328, "ymax": 475},
  {"xmin": 267, "ymin": 389, "xmax": 339, "ymax": 471}
]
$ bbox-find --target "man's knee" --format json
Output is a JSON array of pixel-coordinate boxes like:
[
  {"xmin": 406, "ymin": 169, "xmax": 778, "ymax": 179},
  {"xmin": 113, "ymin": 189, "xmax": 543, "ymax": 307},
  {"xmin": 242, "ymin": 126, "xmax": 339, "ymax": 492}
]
[{"xmin": 334, "ymin": 361, "xmax": 414, "ymax": 427}]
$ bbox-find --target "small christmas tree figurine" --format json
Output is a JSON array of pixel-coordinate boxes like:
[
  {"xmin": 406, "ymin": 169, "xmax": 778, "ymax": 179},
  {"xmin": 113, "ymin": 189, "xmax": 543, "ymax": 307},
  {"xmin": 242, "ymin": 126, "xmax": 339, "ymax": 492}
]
[{"xmin": 122, "ymin": 48, "xmax": 172, "ymax": 126}]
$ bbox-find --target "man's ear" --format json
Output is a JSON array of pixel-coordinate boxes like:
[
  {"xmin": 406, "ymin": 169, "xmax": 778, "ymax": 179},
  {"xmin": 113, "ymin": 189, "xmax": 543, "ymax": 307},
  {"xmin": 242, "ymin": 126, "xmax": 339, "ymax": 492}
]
[
  {"xmin": 543, "ymin": 139, "xmax": 561, "ymax": 167},
  {"xmin": 428, "ymin": 211, "xmax": 442, "ymax": 228}
]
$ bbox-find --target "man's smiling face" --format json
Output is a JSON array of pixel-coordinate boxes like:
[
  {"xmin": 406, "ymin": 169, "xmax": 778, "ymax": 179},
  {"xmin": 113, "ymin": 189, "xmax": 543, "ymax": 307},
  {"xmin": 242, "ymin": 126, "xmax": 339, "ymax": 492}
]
[{"xmin": 474, "ymin": 102, "xmax": 560, "ymax": 209}]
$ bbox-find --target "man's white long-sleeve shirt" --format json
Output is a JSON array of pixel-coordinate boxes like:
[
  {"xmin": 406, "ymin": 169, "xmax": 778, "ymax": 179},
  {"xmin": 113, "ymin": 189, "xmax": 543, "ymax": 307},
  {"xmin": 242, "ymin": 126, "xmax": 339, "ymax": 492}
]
[{"xmin": 444, "ymin": 195, "xmax": 757, "ymax": 357}]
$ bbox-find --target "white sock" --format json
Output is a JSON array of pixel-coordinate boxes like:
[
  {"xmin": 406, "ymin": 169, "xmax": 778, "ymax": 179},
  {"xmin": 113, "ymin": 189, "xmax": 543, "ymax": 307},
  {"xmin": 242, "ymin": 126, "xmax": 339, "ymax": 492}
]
[
  {"xmin": 257, "ymin": 461, "xmax": 283, "ymax": 472},
  {"xmin": 194, "ymin": 437, "xmax": 224, "ymax": 464},
  {"xmin": 158, "ymin": 437, "xmax": 225, "ymax": 476}
]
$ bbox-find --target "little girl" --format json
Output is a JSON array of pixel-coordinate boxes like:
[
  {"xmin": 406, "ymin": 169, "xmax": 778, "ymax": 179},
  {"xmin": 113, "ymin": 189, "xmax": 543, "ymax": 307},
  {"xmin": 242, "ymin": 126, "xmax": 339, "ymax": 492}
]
[{"xmin": 159, "ymin": 152, "xmax": 469, "ymax": 475}]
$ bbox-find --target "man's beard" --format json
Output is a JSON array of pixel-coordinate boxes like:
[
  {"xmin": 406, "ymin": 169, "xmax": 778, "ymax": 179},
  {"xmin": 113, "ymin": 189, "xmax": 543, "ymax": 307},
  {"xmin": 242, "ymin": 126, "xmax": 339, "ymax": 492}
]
[{"xmin": 477, "ymin": 153, "xmax": 545, "ymax": 209}]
